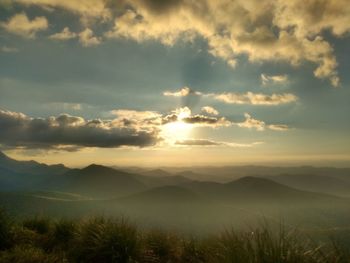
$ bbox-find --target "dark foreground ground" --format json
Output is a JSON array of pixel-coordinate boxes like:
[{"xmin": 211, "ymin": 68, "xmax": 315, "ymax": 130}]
[{"xmin": 1, "ymin": 209, "xmax": 350, "ymax": 263}]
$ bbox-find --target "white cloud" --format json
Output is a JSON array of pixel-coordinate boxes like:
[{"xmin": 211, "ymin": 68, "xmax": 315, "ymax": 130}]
[
  {"xmin": 268, "ymin": 124, "xmax": 290, "ymax": 131},
  {"xmin": 49, "ymin": 27, "xmax": 77, "ymax": 40},
  {"xmin": 111, "ymin": 109, "xmax": 161, "ymax": 120},
  {"xmin": 1, "ymin": 12, "xmax": 48, "ymax": 38},
  {"xmin": 162, "ymin": 107, "xmax": 231, "ymax": 128},
  {"xmin": 104, "ymin": 0, "xmax": 348, "ymax": 86},
  {"xmin": 201, "ymin": 106, "xmax": 219, "ymax": 116},
  {"xmin": 163, "ymin": 86, "xmax": 202, "ymax": 97},
  {"xmin": 78, "ymin": 28, "xmax": 101, "ymax": 47},
  {"xmin": 3, "ymin": 0, "xmax": 347, "ymax": 86},
  {"xmin": 237, "ymin": 113, "xmax": 266, "ymax": 131},
  {"xmin": 164, "ymin": 86, "xmax": 297, "ymax": 106},
  {"xmin": 175, "ymin": 139, "xmax": 263, "ymax": 147},
  {"xmin": 235, "ymin": 113, "xmax": 290, "ymax": 131},
  {"xmin": 211, "ymin": 92, "xmax": 297, "ymax": 105},
  {"xmin": 47, "ymin": 102, "xmax": 82, "ymax": 111},
  {"xmin": 261, "ymin": 74, "xmax": 288, "ymax": 86},
  {"xmin": 13, "ymin": 0, "xmax": 111, "ymax": 21}
]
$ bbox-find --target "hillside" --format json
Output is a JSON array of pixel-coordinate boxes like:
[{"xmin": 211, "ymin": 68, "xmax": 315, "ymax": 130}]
[
  {"xmin": 120, "ymin": 185, "xmax": 200, "ymax": 204},
  {"xmin": 266, "ymin": 174, "xmax": 350, "ymax": 197},
  {"xmin": 0, "ymin": 152, "xmax": 193, "ymax": 198},
  {"xmin": 0, "ymin": 151, "xmax": 67, "ymax": 176},
  {"xmin": 171, "ymin": 165, "xmax": 350, "ymax": 183},
  {"xmin": 179, "ymin": 176, "xmax": 341, "ymax": 204},
  {"xmin": 48, "ymin": 164, "xmax": 147, "ymax": 199}
]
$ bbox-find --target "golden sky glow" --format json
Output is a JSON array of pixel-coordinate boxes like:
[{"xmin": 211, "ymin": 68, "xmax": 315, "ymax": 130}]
[{"xmin": 0, "ymin": 0, "xmax": 349, "ymax": 166}]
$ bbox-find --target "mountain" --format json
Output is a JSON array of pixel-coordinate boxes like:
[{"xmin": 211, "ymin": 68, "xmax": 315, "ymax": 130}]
[
  {"xmin": 48, "ymin": 164, "xmax": 147, "ymax": 199},
  {"xmin": 134, "ymin": 173, "xmax": 192, "ymax": 187},
  {"xmin": 120, "ymin": 185, "xmax": 199, "ymax": 204},
  {"xmin": 266, "ymin": 174, "xmax": 350, "ymax": 197},
  {"xmin": 175, "ymin": 170, "xmax": 210, "ymax": 181},
  {"xmin": 171, "ymin": 165, "xmax": 350, "ymax": 183},
  {"xmin": 223, "ymin": 176, "xmax": 324, "ymax": 201},
  {"xmin": 180, "ymin": 176, "xmax": 342, "ymax": 204},
  {"xmin": 0, "ymin": 151, "xmax": 68, "ymax": 191},
  {"xmin": 120, "ymin": 176, "xmax": 342, "ymax": 205},
  {"xmin": 0, "ymin": 152, "xmax": 192, "ymax": 198},
  {"xmin": 0, "ymin": 151, "xmax": 67, "ymax": 176},
  {"xmin": 139, "ymin": 169, "xmax": 173, "ymax": 177}
]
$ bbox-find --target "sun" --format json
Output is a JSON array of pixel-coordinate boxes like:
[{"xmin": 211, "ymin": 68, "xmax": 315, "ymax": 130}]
[
  {"xmin": 161, "ymin": 107, "xmax": 193, "ymax": 142},
  {"xmin": 162, "ymin": 121, "xmax": 193, "ymax": 141}
]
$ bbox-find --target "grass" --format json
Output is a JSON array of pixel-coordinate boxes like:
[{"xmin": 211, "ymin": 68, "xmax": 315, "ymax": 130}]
[{"xmin": 0, "ymin": 209, "xmax": 349, "ymax": 262}]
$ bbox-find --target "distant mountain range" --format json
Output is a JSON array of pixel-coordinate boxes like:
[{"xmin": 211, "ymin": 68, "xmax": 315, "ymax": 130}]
[
  {"xmin": 1, "ymin": 151, "xmax": 350, "ymax": 199},
  {"xmin": 0, "ymin": 152, "xmax": 190, "ymax": 198},
  {"xmin": 266, "ymin": 173, "xmax": 350, "ymax": 197},
  {"xmin": 1, "ymin": 151, "xmax": 350, "ymax": 230}
]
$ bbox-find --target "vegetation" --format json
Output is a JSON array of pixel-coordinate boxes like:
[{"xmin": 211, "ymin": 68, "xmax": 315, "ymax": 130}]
[{"xmin": 0, "ymin": 210, "xmax": 349, "ymax": 263}]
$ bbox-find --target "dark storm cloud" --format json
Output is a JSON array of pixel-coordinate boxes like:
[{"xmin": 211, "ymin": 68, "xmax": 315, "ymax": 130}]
[{"xmin": 0, "ymin": 109, "xmax": 160, "ymax": 150}]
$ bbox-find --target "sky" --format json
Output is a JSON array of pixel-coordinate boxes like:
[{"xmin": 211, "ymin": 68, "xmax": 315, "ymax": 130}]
[{"xmin": 0, "ymin": 0, "xmax": 349, "ymax": 167}]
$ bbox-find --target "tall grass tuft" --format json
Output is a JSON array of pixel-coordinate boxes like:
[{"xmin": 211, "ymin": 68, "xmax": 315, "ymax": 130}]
[
  {"xmin": 22, "ymin": 217, "xmax": 52, "ymax": 235},
  {"xmin": 0, "ymin": 245, "xmax": 64, "ymax": 263},
  {"xmin": 141, "ymin": 229, "xmax": 181, "ymax": 262},
  {"xmin": 0, "ymin": 209, "xmax": 13, "ymax": 250},
  {"xmin": 73, "ymin": 217, "xmax": 140, "ymax": 263}
]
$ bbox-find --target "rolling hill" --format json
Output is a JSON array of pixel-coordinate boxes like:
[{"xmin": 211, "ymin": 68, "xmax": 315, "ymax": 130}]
[
  {"xmin": 47, "ymin": 164, "xmax": 147, "ymax": 199},
  {"xmin": 266, "ymin": 174, "xmax": 350, "ymax": 197},
  {"xmin": 0, "ymin": 152, "xmax": 193, "ymax": 198}
]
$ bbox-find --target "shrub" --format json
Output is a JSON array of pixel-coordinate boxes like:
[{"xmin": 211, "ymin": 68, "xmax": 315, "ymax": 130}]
[
  {"xmin": 0, "ymin": 212, "xmax": 350, "ymax": 263},
  {"xmin": 209, "ymin": 226, "xmax": 324, "ymax": 263},
  {"xmin": 0, "ymin": 245, "xmax": 64, "ymax": 263},
  {"xmin": 73, "ymin": 217, "xmax": 140, "ymax": 263},
  {"xmin": 141, "ymin": 230, "xmax": 181, "ymax": 262},
  {"xmin": 180, "ymin": 237, "xmax": 207, "ymax": 263},
  {"xmin": 51, "ymin": 219, "xmax": 77, "ymax": 249},
  {"xmin": 0, "ymin": 209, "xmax": 13, "ymax": 250},
  {"xmin": 22, "ymin": 217, "xmax": 52, "ymax": 235}
]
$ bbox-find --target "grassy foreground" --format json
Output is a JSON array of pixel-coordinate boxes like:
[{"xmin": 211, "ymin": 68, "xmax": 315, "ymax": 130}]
[{"xmin": 0, "ymin": 210, "xmax": 349, "ymax": 263}]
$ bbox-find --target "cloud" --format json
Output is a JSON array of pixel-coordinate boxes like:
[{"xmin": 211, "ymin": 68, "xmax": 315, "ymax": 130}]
[
  {"xmin": 47, "ymin": 102, "xmax": 82, "ymax": 111},
  {"xmin": 111, "ymin": 109, "xmax": 162, "ymax": 128},
  {"xmin": 3, "ymin": 0, "xmax": 346, "ymax": 86},
  {"xmin": 235, "ymin": 113, "xmax": 290, "ymax": 131},
  {"xmin": 13, "ymin": 0, "xmax": 111, "ymax": 21},
  {"xmin": 175, "ymin": 139, "xmax": 221, "ymax": 146},
  {"xmin": 164, "ymin": 87, "xmax": 297, "ymax": 106},
  {"xmin": 210, "ymin": 92, "xmax": 297, "ymax": 105},
  {"xmin": 162, "ymin": 107, "xmax": 231, "ymax": 128},
  {"xmin": 268, "ymin": 124, "xmax": 290, "ymax": 131},
  {"xmin": 0, "ymin": 109, "xmax": 160, "ymax": 150},
  {"xmin": 163, "ymin": 86, "xmax": 201, "ymax": 97},
  {"xmin": 175, "ymin": 139, "xmax": 263, "ymax": 147},
  {"xmin": 261, "ymin": 74, "xmax": 288, "ymax": 86},
  {"xmin": 201, "ymin": 106, "xmax": 219, "ymax": 115},
  {"xmin": 111, "ymin": 109, "xmax": 161, "ymax": 120},
  {"xmin": 237, "ymin": 113, "xmax": 266, "ymax": 131},
  {"xmin": 103, "ymin": 0, "xmax": 348, "ymax": 86},
  {"xmin": 78, "ymin": 28, "xmax": 101, "ymax": 47},
  {"xmin": 49, "ymin": 27, "xmax": 77, "ymax": 40},
  {"xmin": 182, "ymin": 115, "xmax": 231, "ymax": 127},
  {"xmin": 1, "ymin": 12, "xmax": 48, "ymax": 38}
]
